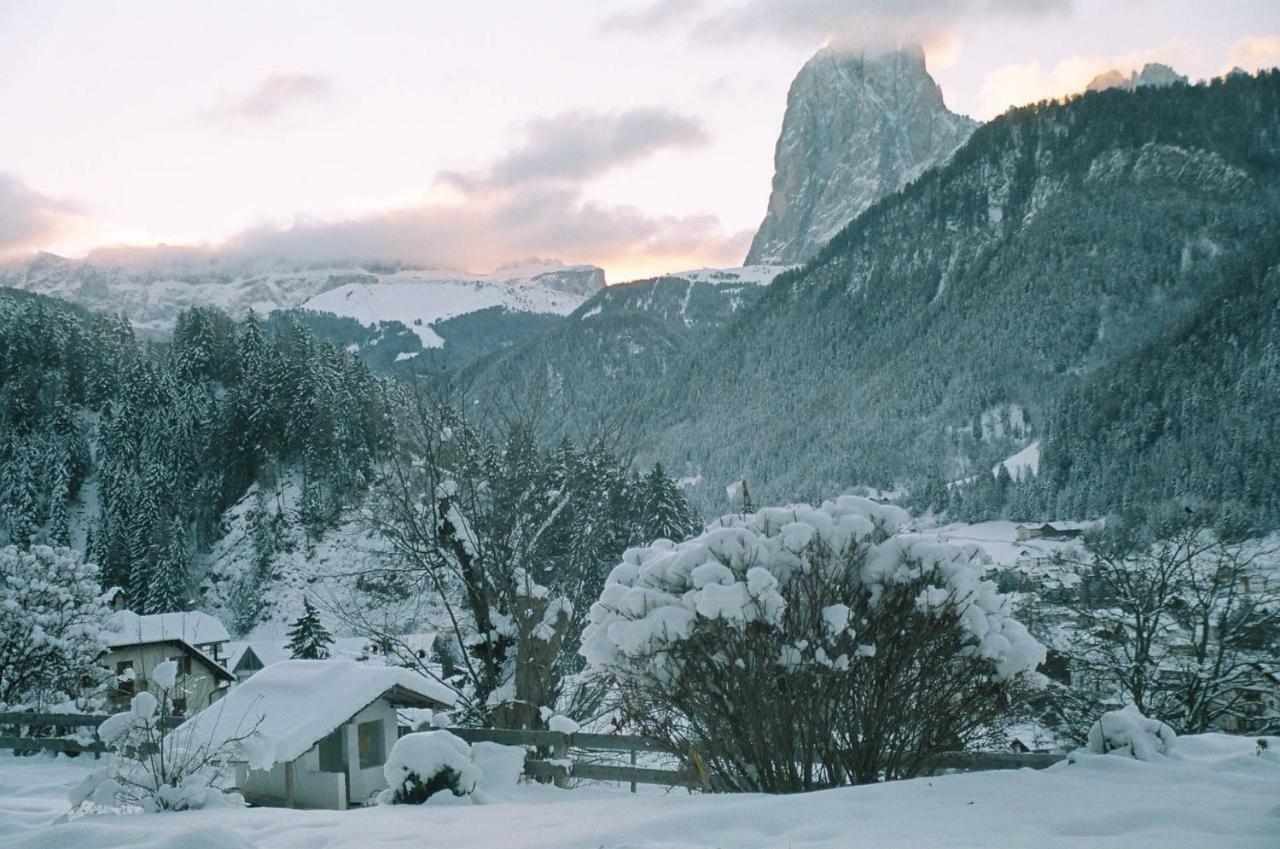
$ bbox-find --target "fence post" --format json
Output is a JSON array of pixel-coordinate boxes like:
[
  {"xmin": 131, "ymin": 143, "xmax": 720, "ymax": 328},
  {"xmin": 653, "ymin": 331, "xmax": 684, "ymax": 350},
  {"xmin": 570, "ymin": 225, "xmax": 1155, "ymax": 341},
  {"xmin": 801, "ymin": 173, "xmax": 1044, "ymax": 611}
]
[
  {"xmin": 552, "ymin": 733, "xmax": 569, "ymax": 789},
  {"xmin": 630, "ymin": 748, "xmax": 637, "ymax": 793}
]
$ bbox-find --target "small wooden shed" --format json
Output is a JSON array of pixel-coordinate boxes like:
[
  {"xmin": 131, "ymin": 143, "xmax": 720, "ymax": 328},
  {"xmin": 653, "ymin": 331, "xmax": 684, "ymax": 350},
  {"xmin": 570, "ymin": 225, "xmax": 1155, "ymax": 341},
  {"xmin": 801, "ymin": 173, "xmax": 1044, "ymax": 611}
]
[{"xmin": 176, "ymin": 660, "xmax": 455, "ymax": 809}]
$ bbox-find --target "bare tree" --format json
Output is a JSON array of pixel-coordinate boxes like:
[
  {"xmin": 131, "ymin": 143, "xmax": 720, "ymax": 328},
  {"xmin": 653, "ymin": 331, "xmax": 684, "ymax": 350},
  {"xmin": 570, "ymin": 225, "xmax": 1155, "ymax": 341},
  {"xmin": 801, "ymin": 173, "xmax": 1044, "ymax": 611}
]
[
  {"xmin": 328, "ymin": 392, "xmax": 607, "ymax": 728},
  {"xmin": 1064, "ymin": 514, "xmax": 1280, "ymax": 733}
]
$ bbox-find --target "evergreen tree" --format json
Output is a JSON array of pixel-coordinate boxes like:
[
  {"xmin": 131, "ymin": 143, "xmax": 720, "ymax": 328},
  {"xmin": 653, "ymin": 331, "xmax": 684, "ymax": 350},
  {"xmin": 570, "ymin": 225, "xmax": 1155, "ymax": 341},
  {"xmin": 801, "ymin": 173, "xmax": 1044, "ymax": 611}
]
[
  {"xmin": 146, "ymin": 517, "xmax": 190, "ymax": 614},
  {"xmin": 287, "ymin": 598, "xmax": 333, "ymax": 660},
  {"xmin": 640, "ymin": 463, "xmax": 699, "ymax": 542}
]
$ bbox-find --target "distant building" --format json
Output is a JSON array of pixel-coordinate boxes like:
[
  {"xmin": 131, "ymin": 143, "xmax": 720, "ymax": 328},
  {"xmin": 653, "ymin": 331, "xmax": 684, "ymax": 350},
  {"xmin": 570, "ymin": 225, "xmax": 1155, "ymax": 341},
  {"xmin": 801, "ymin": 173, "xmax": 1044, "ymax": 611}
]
[
  {"xmin": 176, "ymin": 660, "xmax": 455, "ymax": 809},
  {"xmin": 1015, "ymin": 523, "xmax": 1084, "ymax": 542},
  {"xmin": 101, "ymin": 610, "xmax": 237, "ymax": 714}
]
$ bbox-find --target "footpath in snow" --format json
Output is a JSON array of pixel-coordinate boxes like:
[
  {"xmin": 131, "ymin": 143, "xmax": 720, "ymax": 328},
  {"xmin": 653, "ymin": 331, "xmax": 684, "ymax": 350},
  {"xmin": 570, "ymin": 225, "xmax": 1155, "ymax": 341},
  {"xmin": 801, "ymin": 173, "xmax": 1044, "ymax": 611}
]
[{"xmin": 1, "ymin": 733, "xmax": 1277, "ymax": 849}]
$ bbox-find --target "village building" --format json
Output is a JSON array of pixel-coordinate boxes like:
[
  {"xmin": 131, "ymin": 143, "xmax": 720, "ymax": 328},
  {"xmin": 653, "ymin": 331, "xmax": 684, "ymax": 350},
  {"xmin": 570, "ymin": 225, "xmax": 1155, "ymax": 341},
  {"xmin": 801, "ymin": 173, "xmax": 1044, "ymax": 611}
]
[
  {"xmin": 101, "ymin": 610, "xmax": 236, "ymax": 714},
  {"xmin": 1015, "ymin": 523, "xmax": 1085, "ymax": 542},
  {"xmin": 175, "ymin": 660, "xmax": 455, "ymax": 809}
]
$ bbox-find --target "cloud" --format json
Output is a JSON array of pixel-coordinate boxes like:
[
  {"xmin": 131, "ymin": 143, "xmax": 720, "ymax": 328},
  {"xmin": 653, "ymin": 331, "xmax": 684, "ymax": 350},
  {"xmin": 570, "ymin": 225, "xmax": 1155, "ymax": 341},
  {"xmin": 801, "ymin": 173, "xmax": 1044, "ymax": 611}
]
[
  {"xmin": 1225, "ymin": 34, "xmax": 1280, "ymax": 73},
  {"xmin": 973, "ymin": 40, "xmax": 1195, "ymax": 118},
  {"xmin": 83, "ymin": 105, "xmax": 737, "ymax": 279},
  {"xmin": 605, "ymin": 0, "xmax": 1069, "ymax": 51},
  {"xmin": 599, "ymin": 0, "xmax": 706, "ymax": 34},
  {"xmin": 442, "ymin": 107, "xmax": 708, "ymax": 190},
  {"xmin": 209, "ymin": 72, "xmax": 333, "ymax": 122},
  {"xmin": 216, "ymin": 184, "xmax": 747, "ymax": 277},
  {"xmin": 0, "ymin": 173, "xmax": 84, "ymax": 257}
]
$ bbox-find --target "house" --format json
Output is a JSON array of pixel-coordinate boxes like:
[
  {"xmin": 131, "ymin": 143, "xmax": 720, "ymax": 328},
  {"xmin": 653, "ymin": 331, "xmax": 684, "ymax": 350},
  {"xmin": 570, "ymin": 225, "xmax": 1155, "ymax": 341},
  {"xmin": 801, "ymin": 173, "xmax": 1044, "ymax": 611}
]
[
  {"xmin": 101, "ymin": 610, "xmax": 237, "ymax": 714},
  {"xmin": 1015, "ymin": 523, "xmax": 1084, "ymax": 542},
  {"xmin": 175, "ymin": 660, "xmax": 456, "ymax": 809},
  {"xmin": 224, "ymin": 641, "xmax": 292, "ymax": 682}
]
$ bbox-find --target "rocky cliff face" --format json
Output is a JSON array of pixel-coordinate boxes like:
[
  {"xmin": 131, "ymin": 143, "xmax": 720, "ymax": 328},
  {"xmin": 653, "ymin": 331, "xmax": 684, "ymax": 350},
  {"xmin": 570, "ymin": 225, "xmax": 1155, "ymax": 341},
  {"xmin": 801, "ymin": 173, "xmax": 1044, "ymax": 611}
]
[
  {"xmin": 745, "ymin": 44, "xmax": 976, "ymax": 266},
  {"xmin": 1086, "ymin": 62, "xmax": 1188, "ymax": 92}
]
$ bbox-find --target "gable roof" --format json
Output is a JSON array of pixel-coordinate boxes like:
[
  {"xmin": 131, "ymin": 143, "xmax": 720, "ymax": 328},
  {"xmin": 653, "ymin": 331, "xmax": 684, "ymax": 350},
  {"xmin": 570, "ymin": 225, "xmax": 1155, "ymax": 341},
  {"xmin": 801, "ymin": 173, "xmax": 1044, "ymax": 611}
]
[
  {"xmin": 174, "ymin": 660, "xmax": 457, "ymax": 765},
  {"xmin": 105, "ymin": 610, "xmax": 231, "ymax": 649}
]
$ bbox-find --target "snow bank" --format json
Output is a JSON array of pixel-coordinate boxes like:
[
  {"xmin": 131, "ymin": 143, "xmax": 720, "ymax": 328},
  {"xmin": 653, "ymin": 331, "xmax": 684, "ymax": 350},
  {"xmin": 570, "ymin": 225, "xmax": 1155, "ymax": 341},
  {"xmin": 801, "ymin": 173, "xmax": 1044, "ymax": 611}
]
[
  {"xmin": 4, "ymin": 728, "xmax": 1278, "ymax": 848},
  {"xmin": 1085, "ymin": 704, "xmax": 1177, "ymax": 761},
  {"xmin": 581, "ymin": 495, "xmax": 1045, "ymax": 683}
]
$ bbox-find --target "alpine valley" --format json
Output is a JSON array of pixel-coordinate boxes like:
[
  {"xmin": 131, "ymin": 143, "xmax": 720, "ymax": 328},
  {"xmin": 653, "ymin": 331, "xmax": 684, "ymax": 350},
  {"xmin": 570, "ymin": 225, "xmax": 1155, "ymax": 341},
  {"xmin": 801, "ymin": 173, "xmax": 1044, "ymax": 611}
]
[{"xmin": 3, "ymin": 45, "xmax": 1280, "ymax": 632}]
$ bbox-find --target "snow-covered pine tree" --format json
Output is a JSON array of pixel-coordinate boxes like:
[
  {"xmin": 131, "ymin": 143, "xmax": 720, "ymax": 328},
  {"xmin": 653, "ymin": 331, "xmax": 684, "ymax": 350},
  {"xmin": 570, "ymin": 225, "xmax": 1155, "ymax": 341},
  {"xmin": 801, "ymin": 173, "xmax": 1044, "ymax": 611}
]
[
  {"xmin": 287, "ymin": 598, "xmax": 333, "ymax": 659},
  {"xmin": 146, "ymin": 517, "xmax": 190, "ymax": 614},
  {"xmin": 640, "ymin": 463, "xmax": 699, "ymax": 543}
]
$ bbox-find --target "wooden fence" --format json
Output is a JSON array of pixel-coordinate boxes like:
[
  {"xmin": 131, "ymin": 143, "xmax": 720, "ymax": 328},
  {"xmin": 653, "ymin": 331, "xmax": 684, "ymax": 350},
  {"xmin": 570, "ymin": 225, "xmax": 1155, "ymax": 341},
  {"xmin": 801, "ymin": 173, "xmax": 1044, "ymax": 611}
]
[
  {"xmin": 0, "ymin": 712, "xmax": 183, "ymax": 759},
  {"xmin": 1, "ymin": 713, "xmax": 1066, "ymax": 788},
  {"xmin": 446, "ymin": 727, "xmax": 1066, "ymax": 791}
]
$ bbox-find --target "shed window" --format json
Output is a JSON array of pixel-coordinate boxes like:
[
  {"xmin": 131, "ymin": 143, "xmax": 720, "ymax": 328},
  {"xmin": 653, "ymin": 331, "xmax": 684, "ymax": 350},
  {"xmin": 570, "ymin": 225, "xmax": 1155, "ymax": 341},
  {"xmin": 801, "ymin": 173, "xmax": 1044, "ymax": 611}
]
[
  {"xmin": 358, "ymin": 720, "xmax": 385, "ymax": 769},
  {"xmin": 318, "ymin": 727, "xmax": 345, "ymax": 772}
]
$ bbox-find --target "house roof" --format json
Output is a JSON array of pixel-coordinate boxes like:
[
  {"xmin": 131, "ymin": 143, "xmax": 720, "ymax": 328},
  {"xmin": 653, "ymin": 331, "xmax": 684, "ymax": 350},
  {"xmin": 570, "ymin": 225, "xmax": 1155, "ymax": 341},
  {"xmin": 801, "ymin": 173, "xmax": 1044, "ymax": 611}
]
[
  {"xmin": 139, "ymin": 638, "xmax": 237, "ymax": 683},
  {"xmin": 105, "ymin": 610, "xmax": 231, "ymax": 649},
  {"xmin": 224, "ymin": 640, "xmax": 292, "ymax": 672},
  {"xmin": 174, "ymin": 660, "xmax": 457, "ymax": 765}
]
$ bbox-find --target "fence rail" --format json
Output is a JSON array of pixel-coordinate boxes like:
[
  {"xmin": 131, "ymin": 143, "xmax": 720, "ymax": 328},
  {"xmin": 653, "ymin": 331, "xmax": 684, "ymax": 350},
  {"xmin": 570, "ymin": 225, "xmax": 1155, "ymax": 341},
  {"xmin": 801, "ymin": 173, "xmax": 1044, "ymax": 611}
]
[
  {"xmin": 0, "ymin": 713, "xmax": 1068, "ymax": 786},
  {"xmin": 0, "ymin": 711, "xmax": 183, "ymax": 759},
  {"xmin": 445, "ymin": 726, "xmax": 1066, "ymax": 790}
]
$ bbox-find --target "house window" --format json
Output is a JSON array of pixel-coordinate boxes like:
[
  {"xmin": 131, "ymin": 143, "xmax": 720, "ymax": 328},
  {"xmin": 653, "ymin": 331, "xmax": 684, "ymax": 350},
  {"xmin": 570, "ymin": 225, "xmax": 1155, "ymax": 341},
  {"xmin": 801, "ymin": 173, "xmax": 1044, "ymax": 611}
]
[
  {"xmin": 318, "ymin": 728, "xmax": 346, "ymax": 773},
  {"xmin": 358, "ymin": 720, "xmax": 385, "ymax": 769},
  {"xmin": 168, "ymin": 656, "xmax": 193, "ymax": 676},
  {"xmin": 116, "ymin": 661, "xmax": 135, "ymax": 695}
]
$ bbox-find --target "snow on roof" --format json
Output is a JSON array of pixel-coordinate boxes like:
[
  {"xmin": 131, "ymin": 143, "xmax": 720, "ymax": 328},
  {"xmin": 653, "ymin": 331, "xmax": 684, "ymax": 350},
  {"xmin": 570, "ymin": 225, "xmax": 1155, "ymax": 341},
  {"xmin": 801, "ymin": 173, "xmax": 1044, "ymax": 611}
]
[
  {"xmin": 104, "ymin": 610, "xmax": 230, "ymax": 649},
  {"xmin": 175, "ymin": 660, "xmax": 456, "ymax": 764}
]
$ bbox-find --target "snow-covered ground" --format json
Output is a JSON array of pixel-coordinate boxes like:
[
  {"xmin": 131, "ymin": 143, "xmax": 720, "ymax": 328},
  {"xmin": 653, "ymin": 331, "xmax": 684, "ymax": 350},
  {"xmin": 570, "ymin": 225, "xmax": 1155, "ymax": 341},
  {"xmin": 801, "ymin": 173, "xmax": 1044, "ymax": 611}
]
[
  {"xmin": 908, "ymin": 519, "xmax": 1094, "ymax": 569},
  {"xmin": 301, "ymin": 265, "xmax": 598, "ymax": 347},
  {"xmin": 1, "ymin": 734, "xmax": 1276, "ymax": 848},
  {"xmin": 664, "ymin": 264, "xmax": 794, "ymax": 286}
]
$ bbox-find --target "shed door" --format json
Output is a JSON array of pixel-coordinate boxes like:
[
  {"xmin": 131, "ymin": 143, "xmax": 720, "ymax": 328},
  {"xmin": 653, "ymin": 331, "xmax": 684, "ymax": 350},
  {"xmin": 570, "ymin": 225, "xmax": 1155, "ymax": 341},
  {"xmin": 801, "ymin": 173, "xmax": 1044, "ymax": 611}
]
[{"xmin": 318, "ymin": 726, "xmax": 351, "ymax": 805}]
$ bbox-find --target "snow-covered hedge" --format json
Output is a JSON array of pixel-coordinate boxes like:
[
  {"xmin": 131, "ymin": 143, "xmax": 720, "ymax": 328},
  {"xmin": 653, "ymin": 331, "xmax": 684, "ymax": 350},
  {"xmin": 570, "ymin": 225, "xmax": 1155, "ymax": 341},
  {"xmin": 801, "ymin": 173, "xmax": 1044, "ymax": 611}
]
[
  {"xmin": 582, "ymin": 496, "xmax": 1044, "ymax": 684},
  {"xmin": 381, "ymin": 731, "xmax": 482, "ymax": 804},
  {"xmin": 1086, "ymin": 705, "xmax": 1177, "ymax": 761},
  {"xmin": 581, "ymin": 496, "xmax": 1046, "ymax": 790}
]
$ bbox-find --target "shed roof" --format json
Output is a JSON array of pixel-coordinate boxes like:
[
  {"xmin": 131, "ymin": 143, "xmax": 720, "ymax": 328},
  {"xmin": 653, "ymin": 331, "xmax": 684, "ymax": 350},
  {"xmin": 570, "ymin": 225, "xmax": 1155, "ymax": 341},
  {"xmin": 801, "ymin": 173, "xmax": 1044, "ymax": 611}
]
[{"xmin": 175, "ymin": 660, "xmax": 456, "ymax": 764}]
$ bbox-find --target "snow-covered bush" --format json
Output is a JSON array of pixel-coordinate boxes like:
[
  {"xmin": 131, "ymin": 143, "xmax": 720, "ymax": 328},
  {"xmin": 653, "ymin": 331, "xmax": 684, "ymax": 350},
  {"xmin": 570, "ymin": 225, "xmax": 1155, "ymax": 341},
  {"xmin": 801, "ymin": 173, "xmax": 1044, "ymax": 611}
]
[
  {"xmin": 0, "ymin": 545, "xmax": 110, "ymax": 709},
  {"xmin": 69, "ymin": 664, "xmax": 267, "ymax": 814},
  {"xmin": 581, "ymin": 496, "xmax": 1046, "ymax": 790},
  {"xmin": 1085, "ymin": 704, "xmax": 1177, "ymax": 761},
  {"xmin": 381, "ymin": 730, "xmax": 482, "ymax": 804}
]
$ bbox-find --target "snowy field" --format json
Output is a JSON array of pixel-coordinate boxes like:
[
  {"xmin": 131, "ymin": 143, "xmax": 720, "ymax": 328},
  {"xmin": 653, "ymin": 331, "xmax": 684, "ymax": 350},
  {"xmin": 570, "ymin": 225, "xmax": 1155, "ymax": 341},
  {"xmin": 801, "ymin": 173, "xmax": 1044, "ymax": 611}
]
[{"xmin": 2, "ymin": 734, "xmax": 1277, "ymax": 849}]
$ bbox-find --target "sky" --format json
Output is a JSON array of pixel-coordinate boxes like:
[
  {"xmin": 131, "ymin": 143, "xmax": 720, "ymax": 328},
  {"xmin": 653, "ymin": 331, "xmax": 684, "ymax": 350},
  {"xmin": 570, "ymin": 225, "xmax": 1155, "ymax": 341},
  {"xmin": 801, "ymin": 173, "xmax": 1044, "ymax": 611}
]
[{"xmin": 0, "ymin": 0, "xmax": 1276, "ymax": 283}]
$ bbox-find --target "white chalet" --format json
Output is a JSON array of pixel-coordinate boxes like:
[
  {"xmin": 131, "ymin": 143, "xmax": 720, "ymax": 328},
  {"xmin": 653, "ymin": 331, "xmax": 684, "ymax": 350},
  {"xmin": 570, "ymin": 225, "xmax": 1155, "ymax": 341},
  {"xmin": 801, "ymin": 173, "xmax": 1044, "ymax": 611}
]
[{"xmin": 101, "ymin": 610, "xmax": 235, "ymax": 714}]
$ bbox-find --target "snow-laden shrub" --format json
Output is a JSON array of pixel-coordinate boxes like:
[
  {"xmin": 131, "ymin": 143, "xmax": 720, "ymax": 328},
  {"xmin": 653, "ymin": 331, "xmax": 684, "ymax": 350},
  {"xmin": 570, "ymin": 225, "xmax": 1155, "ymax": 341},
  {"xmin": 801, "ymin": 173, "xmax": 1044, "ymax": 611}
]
[
  {"xmin": 69, "ymin": 666, "xmax": 268, "ymax": 814},
  {"xmin": 381, "ymin": 731, "xmax": 482, "ymax": 804},
  {"xmin": 0, "ymin": 545, "xmax": 111, "ymax": 709},
  {"xmin": 1085, "ymin": 704, "xmax": 1177, "ymax": 761},
  {"xmin": 581, "ymin": 496, "xmax": 1046, "ymax": 790}
]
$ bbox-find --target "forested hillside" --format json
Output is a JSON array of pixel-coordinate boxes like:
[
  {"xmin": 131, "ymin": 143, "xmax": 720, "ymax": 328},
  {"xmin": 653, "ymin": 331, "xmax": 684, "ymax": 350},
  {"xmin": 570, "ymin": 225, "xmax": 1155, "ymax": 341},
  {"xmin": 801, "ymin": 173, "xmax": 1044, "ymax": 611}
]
[
  {"xmin": 459, "ymin": 275, "xmax": 770, "ymax": 438},
  {"xmin": 0, "ymin": 289, "xmax": 391, "ymax": 613},
  {"xmin": 463, "ymin": 71, "xmax": 1280, "ymax": 527}
]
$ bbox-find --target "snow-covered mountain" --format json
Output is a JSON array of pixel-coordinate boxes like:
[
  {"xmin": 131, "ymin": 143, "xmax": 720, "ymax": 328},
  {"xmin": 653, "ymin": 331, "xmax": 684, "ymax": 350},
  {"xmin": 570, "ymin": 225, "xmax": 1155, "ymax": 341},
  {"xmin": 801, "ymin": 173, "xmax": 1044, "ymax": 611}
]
[
  {"xmin": 299, "ymin": 263, "xmax": 603, "ymax": 347},
  {"xmin": 0, "ymin": 252, "xmax": 604, "ymax": 335},
  {"xmin": 745, "ymin": 44, "xmax": 976, "ymax": 266}
]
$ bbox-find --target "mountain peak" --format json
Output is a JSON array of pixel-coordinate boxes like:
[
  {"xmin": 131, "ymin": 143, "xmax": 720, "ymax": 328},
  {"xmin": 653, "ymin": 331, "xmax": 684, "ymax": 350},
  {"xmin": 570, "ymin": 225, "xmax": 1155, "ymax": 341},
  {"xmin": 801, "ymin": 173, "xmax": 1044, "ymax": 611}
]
[
  {"xmin": 1087, "ymin": 62, "xmax": 1188, "ymax": 93},
  {"xmin": 744, "ymin": 45, "xmax": 976, "ymax": 266}
]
